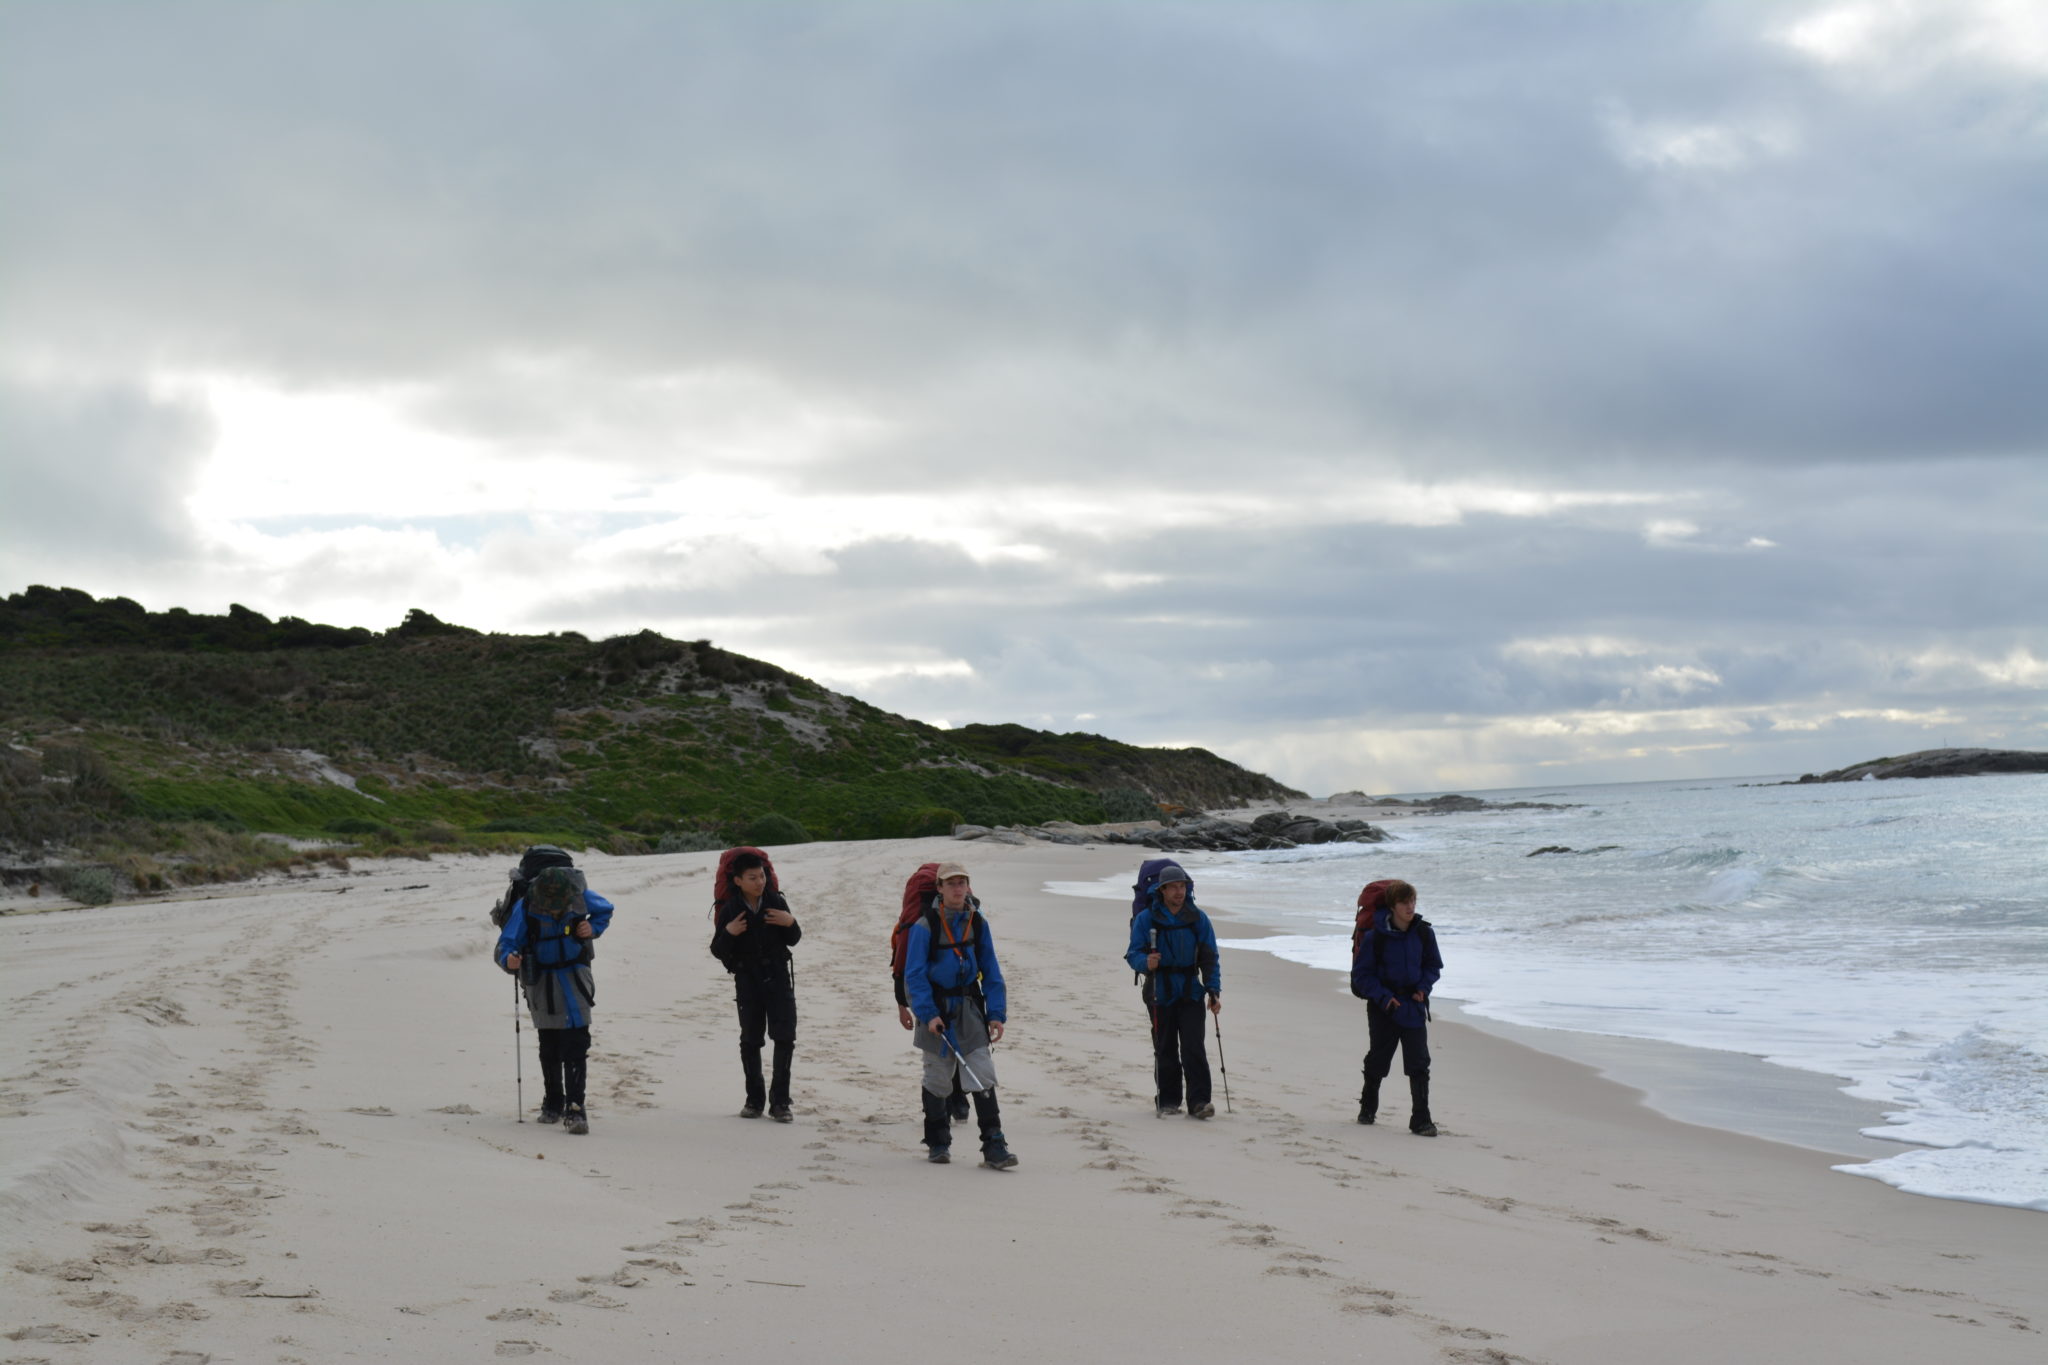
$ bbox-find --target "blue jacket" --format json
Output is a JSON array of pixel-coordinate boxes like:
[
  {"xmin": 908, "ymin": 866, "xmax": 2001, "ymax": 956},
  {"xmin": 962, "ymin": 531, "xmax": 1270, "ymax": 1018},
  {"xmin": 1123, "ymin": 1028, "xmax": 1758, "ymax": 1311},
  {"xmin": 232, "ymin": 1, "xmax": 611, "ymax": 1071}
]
[
  {"xmin": 1126, "ymin": 898, "xmax": 1221, "ymax": 1006},
  {"xmin": 1351, "ymin": 914, "xmax": 1440, "ymax": 1029},
  {"xmin": 495, "ymin": 891, "xmax": 615, "ymax": 1029},
  {"xmin": 903, "ymin": 907, "xmax": 1007, "ymax": 1027}
]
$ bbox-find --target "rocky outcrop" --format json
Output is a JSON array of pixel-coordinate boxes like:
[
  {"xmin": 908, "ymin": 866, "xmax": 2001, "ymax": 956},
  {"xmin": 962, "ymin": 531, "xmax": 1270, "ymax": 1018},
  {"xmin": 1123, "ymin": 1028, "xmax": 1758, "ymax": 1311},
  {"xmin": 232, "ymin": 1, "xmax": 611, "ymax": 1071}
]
[
  {"xmin": 1790, "ymin": 748, "xmax": 2048, "ymax": 784},
  {"xmin": 1396, "ymin": 794, "xmax": 1578, "ymax": 814},
  {"xmin": 953, "ymin": 812, "xmax": 1393, "ymax": 853}
]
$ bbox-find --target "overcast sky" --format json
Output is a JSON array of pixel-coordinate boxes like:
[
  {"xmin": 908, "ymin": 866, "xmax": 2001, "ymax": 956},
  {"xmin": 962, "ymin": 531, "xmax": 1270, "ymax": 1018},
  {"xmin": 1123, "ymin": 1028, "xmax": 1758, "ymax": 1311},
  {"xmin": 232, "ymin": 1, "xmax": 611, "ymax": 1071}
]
[{"xmin": 3, "ymin": 0, "xmax": 2042, "ymax": 794}]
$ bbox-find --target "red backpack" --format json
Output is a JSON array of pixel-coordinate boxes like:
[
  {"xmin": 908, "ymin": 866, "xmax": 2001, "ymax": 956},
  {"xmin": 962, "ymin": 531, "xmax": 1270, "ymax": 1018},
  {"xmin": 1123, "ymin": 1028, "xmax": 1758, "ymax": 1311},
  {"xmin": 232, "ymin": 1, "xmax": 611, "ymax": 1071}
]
[
  {"xmin": 711, "ymin": 845, "xmax": 780, "ymax": 921},
  {"xmin": 1352, "ymin": 879, "xmax": 1400, "ymax": 958},
  {"xmin": 888, "ymin": 863, "xmax": 981, "ymax": 1008},
  {"xmin": 888, "ymin": 862, "xmax": 942, "ymax": 985}
]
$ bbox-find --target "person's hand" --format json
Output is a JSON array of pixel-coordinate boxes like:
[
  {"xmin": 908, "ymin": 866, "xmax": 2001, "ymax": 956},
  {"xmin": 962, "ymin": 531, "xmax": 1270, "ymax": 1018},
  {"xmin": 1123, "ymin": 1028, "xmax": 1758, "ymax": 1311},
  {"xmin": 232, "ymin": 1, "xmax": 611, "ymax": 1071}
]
[
  {"xmin": 1410, "ymin": 990, "xmax": 1426, "ymax": 1004},
  {"xmin": 1208, "ymin": 994, "xmax": 1222, "ymax": 1015},
  {"xmin": 1384, "ymin": 997, "xmax": 1400, "ymax": 1013},
  {"xmin": 988, "ymin": 1021, "xmax": 1005, "ymax": 1044},
  {"xmin": 725, "ymin": 915, "xmax": 748, "ymax": 936},
  {"xmin": 927, "ymin": 1017, "xmax": 945, "ymax": 1037},
  {"xmin": 763, "ymin": 907, "xmax": 795, "ymax": 927},
  {"xmin": 1146, "ymin": 952, "xmax": 1160, "ymax": 971},
  {"xmin": 573, "ymin": 920, "xmax": 594, "ymax": 940},
  {"xmin": 504, "ymin": 953, "xmax": 522, "ymax": 971},
  {"xmin": 898, "ymin": 1004, "xmax": 915, "ymax": 1031}
]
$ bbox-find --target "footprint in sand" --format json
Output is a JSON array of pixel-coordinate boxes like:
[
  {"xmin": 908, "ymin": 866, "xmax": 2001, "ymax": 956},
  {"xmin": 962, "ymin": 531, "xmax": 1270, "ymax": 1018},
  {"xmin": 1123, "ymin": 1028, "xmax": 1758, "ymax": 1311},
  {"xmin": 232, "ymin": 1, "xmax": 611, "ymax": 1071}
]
[
  {"xmin": 6, "ymin": 1322, "xmax": 97, "ymax": 1343},
  {"xmin": 484, "ymin": 1307, "xmax": 559, "ymax": 1325}
]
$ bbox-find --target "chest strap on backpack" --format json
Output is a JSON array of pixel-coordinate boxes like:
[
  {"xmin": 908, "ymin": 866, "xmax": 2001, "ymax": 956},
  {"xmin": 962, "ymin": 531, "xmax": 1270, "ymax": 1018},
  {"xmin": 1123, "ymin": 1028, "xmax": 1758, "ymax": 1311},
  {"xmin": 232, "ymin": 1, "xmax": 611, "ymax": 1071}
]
[{"xmin": 925, "ymin": 909, "xmax": 986, "ymax": 1015}]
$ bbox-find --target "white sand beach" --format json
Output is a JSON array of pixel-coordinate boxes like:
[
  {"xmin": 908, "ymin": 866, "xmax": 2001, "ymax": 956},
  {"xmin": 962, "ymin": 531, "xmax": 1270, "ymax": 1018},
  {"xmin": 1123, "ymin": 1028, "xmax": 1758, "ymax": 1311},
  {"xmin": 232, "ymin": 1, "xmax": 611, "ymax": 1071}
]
[{"xmin": 3, "ymin": 839, "xmax": 2043, "ymax": 1363}]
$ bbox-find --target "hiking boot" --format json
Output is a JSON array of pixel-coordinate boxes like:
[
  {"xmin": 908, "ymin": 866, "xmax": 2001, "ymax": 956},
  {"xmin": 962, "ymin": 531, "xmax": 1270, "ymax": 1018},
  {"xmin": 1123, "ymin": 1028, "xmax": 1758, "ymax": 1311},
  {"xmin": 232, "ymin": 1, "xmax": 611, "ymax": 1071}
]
[
  {"xmin": 769, "ymin": 1105, "xmax": 793, "ymax": 1123},
  {"xmin": 927, "ymin": 1146, "xmax": 951, "ymax": 1164},
  {"xmin": 563, "ymin": 1104, "xmax": 589, "ymax": 1135},
  {"xmin": 1188, "ymin": 1102, "xmax": 1215, "ymax": 1120},
  {"xmin": 1361, "ymin": 1075, "xmax": 1382, "ymax": 1125},
  {"xmin": 980, "ymin": 1131, "xmax": 1018, "ymax": 1170},
  {"xmin": 538, "ymin": 1103, "xmax": 564, "ymax": 1125},
  {"xmin": 948, "ymin": 1093, "xmax": 971, "ymax": 1122},
  {"xmin": 1407, "ymin": 1075, "xmax": 1434, "ymax": 1138},
  {"xmin": 739, "ymin": 1103, "xmax": 763, "ymax": 1119},
  {"xmin": 1156, "ymin": 1102, "xmax": 1182, "ymax": 1118}
]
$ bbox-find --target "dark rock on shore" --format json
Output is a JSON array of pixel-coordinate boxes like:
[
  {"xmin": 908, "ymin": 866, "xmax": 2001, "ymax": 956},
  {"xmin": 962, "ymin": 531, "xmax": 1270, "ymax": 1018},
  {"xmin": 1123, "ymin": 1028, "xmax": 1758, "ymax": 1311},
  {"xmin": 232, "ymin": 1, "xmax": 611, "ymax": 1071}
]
[
  {"xmin": 1526, "ymin": 845, "xmax": 1619, "ymax": 857},
  {"xmin": 1092, "ymin": 811, "xmax": 1390, "ymax": 853},
  {"xmin": 1788, "ymin": 748, "xmax": 2048, "ymax": 784}
]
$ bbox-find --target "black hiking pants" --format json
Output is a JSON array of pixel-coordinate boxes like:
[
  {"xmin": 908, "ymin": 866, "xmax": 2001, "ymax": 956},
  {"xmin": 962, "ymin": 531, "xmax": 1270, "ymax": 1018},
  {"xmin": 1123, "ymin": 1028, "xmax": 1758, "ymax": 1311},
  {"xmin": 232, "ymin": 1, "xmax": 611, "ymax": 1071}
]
[
  {"xmin": 1364, "ymin": 1008, "xmax": 1430, "ymax": 1079},
  {"xmin": 536, "ymin": 1026, "xmax": 590, "ymax": 1109},
  {"xmin": 1152, "ymin": 998, "xmax": 1213, "ymax": 1110},
  {"xmin": 734, "ymin": 969, "xmax": 797, "ymax": 1109}
]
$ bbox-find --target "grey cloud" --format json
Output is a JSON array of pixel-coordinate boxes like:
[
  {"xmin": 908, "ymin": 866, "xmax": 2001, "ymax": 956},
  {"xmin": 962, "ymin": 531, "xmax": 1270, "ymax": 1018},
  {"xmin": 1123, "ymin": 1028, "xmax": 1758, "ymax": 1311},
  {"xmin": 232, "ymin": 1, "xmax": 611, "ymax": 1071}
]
[
  {"xmin": 4, "ymin": 1, "xmax": 2043, "ymax": 482},
  {"xmin": 535, "ymin": 448, "xmax": 2042, "ymax": 753},
  {"xmin": 0, "ymin": 379, "xmax": 213, "ymax": 577}
]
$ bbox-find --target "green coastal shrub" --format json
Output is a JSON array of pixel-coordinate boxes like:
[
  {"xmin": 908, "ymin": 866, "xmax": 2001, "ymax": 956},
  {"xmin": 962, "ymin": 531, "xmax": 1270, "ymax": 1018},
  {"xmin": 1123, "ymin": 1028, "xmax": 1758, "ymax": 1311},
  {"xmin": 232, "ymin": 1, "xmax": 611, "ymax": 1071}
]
[
  {"xmin": 743, "ymin": 813, "xmax": 811, "ymax": 846},
  {"xmin": 325, "ymin": 816, "xmax": 384, "ymax": 834},
  {"xmin": 899, "ymin": 807, "xmax": 964, "ymax": 838},
  {"xmin": 1098, "ymin": 787, "xmax": 1158, "ymax": 822},
  {"xmin": 655, "ymin": 830, "xmax": 725, "ymax": 854},
  {"xmin": 52, "ymin": 864, "xmax": 117, "ymax": 905}
]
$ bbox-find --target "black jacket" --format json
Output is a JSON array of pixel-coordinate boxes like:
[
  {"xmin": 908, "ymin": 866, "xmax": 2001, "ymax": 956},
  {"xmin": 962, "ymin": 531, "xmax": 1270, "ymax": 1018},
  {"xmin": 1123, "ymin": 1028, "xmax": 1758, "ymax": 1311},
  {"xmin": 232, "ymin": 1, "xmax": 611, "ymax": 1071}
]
[{"xmin": 709, "ymin": 891, "xmax": 802, "ymax": 978}]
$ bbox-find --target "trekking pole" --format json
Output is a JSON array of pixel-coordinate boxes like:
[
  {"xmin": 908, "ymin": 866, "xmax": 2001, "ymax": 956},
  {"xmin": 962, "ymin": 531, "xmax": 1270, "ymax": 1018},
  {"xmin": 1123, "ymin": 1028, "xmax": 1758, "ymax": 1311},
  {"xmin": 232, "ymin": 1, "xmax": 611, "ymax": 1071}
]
[
  {"xmin": 940, "ymin": 1026, "xmax": 988, "ymax": 1091},
  {"xmin": 1212, "ymin": 1005, "xmax": 1233, "ymax": 1113},
  {"xmin": 1146, "ymin": 927, "xmax": 1163, "ymax": 1113},
  {"xmin": 513, "ymin": 976, "xmax": 525, "ymax": 1123}
]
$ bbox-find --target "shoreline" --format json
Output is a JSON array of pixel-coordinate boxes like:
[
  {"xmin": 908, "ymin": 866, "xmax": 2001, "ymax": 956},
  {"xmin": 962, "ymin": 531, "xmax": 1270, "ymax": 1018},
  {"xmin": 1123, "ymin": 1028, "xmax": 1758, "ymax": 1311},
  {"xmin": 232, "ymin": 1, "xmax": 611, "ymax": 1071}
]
[
  {"xmin": 1054, "ymin": 853, "xmax": 1917, "ymax": 1166},
  {"xmin": 1188, "ymin": 896, "xmax": 1915, "ymax": 1164}
]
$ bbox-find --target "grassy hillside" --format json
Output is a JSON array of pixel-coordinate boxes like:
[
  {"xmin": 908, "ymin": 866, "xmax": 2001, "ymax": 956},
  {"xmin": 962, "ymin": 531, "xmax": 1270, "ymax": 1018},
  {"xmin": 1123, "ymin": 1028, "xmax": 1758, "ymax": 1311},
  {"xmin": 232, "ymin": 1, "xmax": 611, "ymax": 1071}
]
[{"xmin": 1, "ymin": 586, "xmax": 1303, "ymax": 895}]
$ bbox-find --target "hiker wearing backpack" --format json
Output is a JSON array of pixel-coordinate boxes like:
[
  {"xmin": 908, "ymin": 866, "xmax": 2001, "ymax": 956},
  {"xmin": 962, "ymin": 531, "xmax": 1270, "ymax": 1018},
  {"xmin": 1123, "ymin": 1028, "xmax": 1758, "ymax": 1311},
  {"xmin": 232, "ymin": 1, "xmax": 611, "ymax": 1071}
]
[
  {"xmin": 1124, "ymin": 861, "xmax": 1222, "ymax": 1119},
  {"xmin": 708, "ymin": 847, "xmax": 802, "ymax": 1122},
  {"xmin": 1349, "ymin": 879, "xmax": 1441, "ymax": 1136},
  {"xmin": 901, "ymin": 862, "xmax": 1018, "ymax": 1169},
  {"xmin": 889, "ymin": 862, "xmax": 969, "ymax": 1124},
  {"xmin": 495, "ymin": 863, "xmax": 615, "ymax": 1134}
]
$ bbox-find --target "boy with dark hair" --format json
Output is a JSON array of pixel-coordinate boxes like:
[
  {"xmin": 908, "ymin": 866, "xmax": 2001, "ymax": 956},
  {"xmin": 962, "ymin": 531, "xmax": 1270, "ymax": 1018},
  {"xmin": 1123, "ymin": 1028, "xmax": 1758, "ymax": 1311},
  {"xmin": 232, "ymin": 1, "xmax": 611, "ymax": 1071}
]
[
  {"xmin": 496, "ymin": 865, "xmax": 615, "ymax": 1134},
  {"xmin": 709, "ymin": 847, "xmax": 802, "ymax": 1121},
  {"xmin": 1125, "ymin": 861, "xmax": 1223, "ymax": 1118},
  {"xmin": 902, "ymin": 862, "xmax": 1017, "ymax": 1169},
  {"xmin": 1350, "ymin": 879, "xmax": 1442, "ymax": 1136}
]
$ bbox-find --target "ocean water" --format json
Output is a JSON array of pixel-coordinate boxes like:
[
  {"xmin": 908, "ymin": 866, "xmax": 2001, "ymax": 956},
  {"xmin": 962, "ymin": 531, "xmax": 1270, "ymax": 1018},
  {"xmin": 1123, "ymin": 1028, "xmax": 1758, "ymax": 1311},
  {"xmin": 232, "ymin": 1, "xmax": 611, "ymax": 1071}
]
[{"xmin": 1047, "ymin": 772, "xmax": 2048, "ymax": 1212}]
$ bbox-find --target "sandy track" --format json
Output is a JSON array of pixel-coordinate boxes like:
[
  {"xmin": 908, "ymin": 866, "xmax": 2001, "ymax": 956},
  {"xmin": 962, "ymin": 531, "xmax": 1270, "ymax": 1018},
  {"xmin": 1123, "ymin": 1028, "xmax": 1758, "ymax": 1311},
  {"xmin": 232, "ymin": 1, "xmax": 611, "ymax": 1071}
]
[{"xmin": 3, "ymin": 841, "xmax": 2042, "ymax": 1363}]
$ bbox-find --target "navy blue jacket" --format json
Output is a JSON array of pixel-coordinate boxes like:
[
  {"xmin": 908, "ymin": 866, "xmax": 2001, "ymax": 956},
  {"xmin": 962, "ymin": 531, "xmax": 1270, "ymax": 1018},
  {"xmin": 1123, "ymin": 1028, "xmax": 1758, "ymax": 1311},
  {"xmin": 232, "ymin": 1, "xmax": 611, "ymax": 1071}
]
[
  {"xmin": 1351, "ymin": 914, "xmax": 1441, "ymax": 1029},
  {"xmin": 1126, "ymin": 898, "xmax": 1221, "ymax": 1006}
]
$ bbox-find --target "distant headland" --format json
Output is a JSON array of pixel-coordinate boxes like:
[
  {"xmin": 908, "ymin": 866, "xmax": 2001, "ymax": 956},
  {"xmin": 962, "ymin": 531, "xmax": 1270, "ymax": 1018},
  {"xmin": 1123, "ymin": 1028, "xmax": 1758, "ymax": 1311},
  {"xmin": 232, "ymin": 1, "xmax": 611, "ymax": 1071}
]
[{"xmin": 1788, "ymin": 748, "xmax": 2048, "ymax": 784}]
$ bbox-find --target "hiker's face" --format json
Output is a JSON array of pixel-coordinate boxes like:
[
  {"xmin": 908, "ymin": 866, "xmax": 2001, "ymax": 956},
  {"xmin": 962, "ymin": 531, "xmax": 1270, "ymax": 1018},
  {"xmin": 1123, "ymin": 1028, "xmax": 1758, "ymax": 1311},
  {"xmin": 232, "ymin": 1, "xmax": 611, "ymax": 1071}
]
[
  {"xmin": 1391, "ymin": 898, "xmax": 1417, "ymax": 929},
  {"xmin": 1161, "ymin": 881, "xmax": 1188, "ymax": 911},
  {"xmin": 736, "ymin": 867, "xmax": 767, "ymax": 900},
  {"xmin": 939, "ymin": 876, "xmax": 971, "ymax": 909}
]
